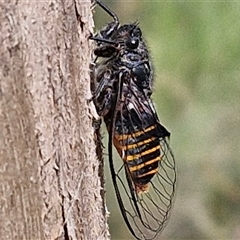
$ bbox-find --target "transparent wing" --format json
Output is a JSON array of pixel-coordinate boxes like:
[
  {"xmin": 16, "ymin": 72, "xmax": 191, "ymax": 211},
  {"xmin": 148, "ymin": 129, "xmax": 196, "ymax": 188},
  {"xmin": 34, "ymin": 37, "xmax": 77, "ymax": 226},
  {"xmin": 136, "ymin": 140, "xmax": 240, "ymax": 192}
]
[{"xmin": 108, "ymin": 82, "xmax": 176, "ymax": 240}]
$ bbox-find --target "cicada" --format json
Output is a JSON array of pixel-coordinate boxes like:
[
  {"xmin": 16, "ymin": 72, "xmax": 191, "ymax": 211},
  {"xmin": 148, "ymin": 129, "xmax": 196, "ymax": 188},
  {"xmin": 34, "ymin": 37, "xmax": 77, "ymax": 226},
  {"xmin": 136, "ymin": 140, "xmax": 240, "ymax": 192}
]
[{"xmin": 90, "ymin": 1, "xmax": 176, "ymax": 239}]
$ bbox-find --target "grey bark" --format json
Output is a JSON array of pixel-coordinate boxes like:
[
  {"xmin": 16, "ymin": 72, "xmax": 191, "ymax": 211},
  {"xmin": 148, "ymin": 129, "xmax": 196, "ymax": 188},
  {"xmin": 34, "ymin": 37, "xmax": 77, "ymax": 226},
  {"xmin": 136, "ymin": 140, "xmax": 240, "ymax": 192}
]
[{"xmin": 0, "ymin": 0, "xmax": 109, "ymax": 239}]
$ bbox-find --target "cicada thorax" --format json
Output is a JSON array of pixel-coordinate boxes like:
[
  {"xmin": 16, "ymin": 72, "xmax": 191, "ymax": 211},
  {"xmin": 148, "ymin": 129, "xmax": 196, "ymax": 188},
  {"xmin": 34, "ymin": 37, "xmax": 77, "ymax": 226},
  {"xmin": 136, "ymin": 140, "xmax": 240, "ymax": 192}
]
[{"xmin": 92, "ymin": 52, "xmax": 154, "ymax": 124}]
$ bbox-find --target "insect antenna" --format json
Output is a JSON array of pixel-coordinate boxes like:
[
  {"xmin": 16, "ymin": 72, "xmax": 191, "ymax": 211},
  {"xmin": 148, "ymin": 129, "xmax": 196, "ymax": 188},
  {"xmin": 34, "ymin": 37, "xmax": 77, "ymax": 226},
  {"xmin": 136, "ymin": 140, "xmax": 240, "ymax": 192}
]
[{"xmin": 95, "ymin": 0, "xmax": 119, "ymax": 23}]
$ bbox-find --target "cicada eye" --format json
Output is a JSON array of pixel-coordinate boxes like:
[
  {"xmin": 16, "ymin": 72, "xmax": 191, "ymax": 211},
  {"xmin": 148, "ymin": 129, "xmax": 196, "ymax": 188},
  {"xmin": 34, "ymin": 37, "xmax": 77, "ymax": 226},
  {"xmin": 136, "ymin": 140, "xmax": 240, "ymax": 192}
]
[{"xmin": 126, "ymin": 37, "xmax": 139, "ymax": 49}]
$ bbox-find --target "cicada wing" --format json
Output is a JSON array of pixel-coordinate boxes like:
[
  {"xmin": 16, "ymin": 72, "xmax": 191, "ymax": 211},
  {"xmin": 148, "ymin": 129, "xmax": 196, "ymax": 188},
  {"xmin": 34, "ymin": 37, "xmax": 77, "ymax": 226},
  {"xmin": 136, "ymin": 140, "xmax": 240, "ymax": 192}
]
[{"xmin": 107, "ymin": 82, "xmax": 176, "ymax": 240}]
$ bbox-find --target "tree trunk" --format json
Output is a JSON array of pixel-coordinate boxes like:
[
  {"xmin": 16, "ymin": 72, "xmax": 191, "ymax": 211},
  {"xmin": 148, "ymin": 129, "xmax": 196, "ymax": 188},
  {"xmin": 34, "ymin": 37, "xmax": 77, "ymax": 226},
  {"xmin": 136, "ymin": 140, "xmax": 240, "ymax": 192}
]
[{"xmin": 0, "ymin": 1, "xmax": 109, "ymax": 239}]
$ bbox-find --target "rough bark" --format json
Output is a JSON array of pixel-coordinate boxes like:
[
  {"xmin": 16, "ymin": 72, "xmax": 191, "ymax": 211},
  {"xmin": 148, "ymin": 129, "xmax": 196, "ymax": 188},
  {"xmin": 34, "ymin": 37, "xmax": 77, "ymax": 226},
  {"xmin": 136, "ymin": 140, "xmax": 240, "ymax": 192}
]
[{"xmin": 0, "ymin": 1, "xmax": 109, "ymax": 239}]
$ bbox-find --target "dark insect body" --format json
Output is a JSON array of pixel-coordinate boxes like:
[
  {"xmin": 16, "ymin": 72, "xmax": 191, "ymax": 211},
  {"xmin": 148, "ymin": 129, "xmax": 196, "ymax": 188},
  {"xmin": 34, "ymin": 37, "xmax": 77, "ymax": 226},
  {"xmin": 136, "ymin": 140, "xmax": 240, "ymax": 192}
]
[{"xmin": 90, "ymin": 1, "xmax": 176, "ymax": 239}]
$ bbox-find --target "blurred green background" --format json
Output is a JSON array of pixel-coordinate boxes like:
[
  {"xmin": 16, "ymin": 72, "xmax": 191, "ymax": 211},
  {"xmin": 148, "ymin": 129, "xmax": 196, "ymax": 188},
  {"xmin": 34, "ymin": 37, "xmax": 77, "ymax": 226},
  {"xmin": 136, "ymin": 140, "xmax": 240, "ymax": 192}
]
[{"xmin": 94, "ymin": 1, "xmax": 240, "ymax": 239}]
